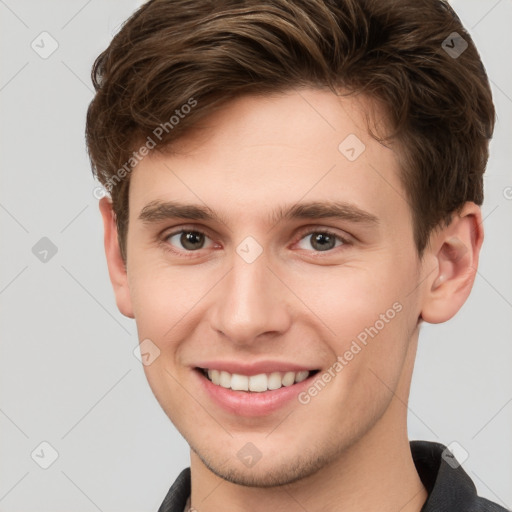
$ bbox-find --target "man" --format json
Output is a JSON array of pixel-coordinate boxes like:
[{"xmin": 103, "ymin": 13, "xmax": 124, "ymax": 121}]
[{"xmin": 86, "ymin": 0, "xmax": 506, "ymax": 510}]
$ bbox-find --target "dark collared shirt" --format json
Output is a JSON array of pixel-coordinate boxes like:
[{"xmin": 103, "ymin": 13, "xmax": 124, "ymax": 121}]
[{"xmin": 157, "ymin": 440, "xmax": 509, "ymax": 512}]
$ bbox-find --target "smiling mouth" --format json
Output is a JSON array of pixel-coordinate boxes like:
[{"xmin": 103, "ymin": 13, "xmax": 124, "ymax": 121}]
[{"xmin": 196, "ymin": 367, "xmax": 320, "ymax": 393}]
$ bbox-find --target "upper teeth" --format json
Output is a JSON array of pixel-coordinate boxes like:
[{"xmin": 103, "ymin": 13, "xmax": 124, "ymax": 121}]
[{"xmin": 206, "ymin": 369, "xmax": 310, "ymax": 392}]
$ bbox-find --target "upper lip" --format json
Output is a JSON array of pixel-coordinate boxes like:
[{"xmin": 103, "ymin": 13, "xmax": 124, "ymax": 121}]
[{"xmin": 195, "ymin": 360, "xmax": 319, "ymax": 376}]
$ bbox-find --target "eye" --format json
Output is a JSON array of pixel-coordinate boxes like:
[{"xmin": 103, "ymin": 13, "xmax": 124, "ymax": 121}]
[
  {"xmin": 296, "ymin": 230, "xmax": 347, "ymax": 252},
  {"xmin": 161, "ymin": 226, "xmax": 349, "ymax": 257},
  {"xmin": 165, "ymin": 229, "xmax": 215, "ymax": 252}
]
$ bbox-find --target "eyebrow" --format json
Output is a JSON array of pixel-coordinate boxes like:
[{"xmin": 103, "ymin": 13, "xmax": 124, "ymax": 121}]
[{"xmin": 138, "ymin": 200, "xmax": 379, "ymax": 227}]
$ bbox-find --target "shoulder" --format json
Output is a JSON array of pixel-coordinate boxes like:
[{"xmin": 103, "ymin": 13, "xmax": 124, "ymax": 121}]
[{"xmin": 411, "ymin": 440, "xmax": 509, "ymax": 512}]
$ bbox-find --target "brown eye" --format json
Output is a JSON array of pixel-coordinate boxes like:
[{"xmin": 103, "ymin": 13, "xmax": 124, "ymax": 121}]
[{"xmin": 166, "ymin": 230, "xmax": 212, "ymax": 251}]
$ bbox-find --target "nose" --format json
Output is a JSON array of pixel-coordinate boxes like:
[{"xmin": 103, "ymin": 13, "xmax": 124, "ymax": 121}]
[{"xmin": 208, "ymin": 248, "xmax": 292, "ymax": 346}]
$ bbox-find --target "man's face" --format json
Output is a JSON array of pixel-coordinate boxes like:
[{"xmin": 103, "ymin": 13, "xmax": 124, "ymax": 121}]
[{"xmin": 122, "ymin": 88, "xmax": 425, "ymax": 485}]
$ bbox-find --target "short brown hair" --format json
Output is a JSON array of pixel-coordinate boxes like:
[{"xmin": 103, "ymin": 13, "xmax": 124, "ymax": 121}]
[{"xmin": 86, "ymin": 0, "xmax": 495, "ymax": 263}]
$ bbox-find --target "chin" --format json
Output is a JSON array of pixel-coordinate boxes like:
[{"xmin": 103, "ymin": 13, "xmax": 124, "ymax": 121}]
[{"xmin": 190, "ymin": 442, "xmax": 334, "ymax": 488}]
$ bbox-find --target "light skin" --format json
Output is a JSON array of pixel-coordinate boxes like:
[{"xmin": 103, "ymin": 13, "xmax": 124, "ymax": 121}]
[{"xmin": 99, "ymin": 88, "xmax": 483, "ymax": 512}]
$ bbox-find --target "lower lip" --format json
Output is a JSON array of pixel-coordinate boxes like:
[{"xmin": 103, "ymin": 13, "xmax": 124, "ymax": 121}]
[{"xmin": 194, "ymin": 369, "xmax": 318, "ymax": 417}]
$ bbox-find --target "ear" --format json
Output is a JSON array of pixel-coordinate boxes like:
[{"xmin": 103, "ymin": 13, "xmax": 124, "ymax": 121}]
[
  {"xmin": 420, "ymin": 202, "xmax": 484, "ymax": 324},
  {"xmin": 98, "ymin": 197, "xmax": 134, "ymax": 319}
]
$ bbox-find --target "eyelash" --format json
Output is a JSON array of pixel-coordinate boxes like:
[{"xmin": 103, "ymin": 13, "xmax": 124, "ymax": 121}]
[{"xmin": 159, "ymin": 226, "xmax": 351, "ymax": 258}]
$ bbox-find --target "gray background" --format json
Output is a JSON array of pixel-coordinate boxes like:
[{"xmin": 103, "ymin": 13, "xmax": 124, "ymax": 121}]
[{"xmin": 0, "ymin": 1, "xmax": 511, "ymax": 510}]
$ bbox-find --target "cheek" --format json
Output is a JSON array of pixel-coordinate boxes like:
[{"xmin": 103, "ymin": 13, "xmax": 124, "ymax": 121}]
[
  {"xmin": 291, "ymin": 256, "xmax": 416, "ymax": 384},
  {"xmin": 141, "ymin": 361, "xmax": 200, "ymax": 434},
  {"xmin": 128, "ymin": 260, "xmax": 210, "ymax": 336},
  {"xmin": 291, "ymin": 261, "xmax": 406, "ymax": 338}
]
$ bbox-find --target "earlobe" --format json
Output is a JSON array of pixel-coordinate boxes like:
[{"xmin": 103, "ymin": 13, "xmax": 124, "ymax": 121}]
[
  {"xmin": 98, "ymin": 197, "xmax": 135, "ymax": 319},
  {"xmin": 420, "ymin": 203, "xmax": 483, "ymax": 324}
]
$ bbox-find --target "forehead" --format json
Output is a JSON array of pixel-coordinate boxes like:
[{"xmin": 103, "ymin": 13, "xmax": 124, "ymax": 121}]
[{"xmin": 128, "ymin": 88, "xmax": 410, "ymax": 230}]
